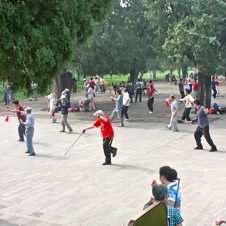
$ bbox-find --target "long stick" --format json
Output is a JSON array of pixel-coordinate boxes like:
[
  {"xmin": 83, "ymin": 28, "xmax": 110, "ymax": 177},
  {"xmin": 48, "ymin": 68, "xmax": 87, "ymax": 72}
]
[{"xmin": 64, "ymin": 133, "xmax": 83, "ymax": 155}]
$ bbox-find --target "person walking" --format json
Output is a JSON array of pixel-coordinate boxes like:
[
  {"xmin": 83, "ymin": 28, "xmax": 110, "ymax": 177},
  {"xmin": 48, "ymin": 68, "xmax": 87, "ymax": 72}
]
[
  {"xmin": 165, "ymin": 95, "xmax": 179, "ymax": 132},
  {"xmin": 147, "ymin": 84, "xmax": 157, "ymax": 114},
  {"xmin": 7, "ymin": 100, "xmax": 26, "ymax": 141},
  {"xmin": 82, "ymin": 110, "xmax": 117, "ymax": 165},
  {"xmin": 135, "ymin": 79, "xmax": 144, "ymax": 102},
  {"xmin": 110, "ymin": 89, "xmax": 124, "ymax": 127},
  {"xmin": 59, "ymin": 96, "xmax": 73, "ymax": 133},
  {"xmin": 20, "ymin": 107, "xmax": 36, "ymax": 156},
  {"xmin": 188, "ymin": 99, "xmax": 217, "ymax": 152},
  {"xmin": 178, "ymin": 89, "xmax": 194, "ymax": 123},
  {"xmin": 121, "ymin": 88, "xmax": 130, "ymax": 121}
]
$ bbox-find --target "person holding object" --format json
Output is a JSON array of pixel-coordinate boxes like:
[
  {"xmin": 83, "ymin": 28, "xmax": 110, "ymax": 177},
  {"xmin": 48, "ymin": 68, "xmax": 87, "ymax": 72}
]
[
  {"xmin": 82, "ymin": 110, "xmax": 117, "ymax": 165},
  {"xmin": 187, "ymin": 99, "xmax": 217, "ymax": 152},
  {"xmin": 165, "ymin": 95, "xmax": 179, "ymax": 132},
  {"xmin": 20, "ymin": 107, "xmax": 36, "ymax": 156},
  {"xmin": 7, "ymin": 100, "xmax": 26, "ymax": 141}
]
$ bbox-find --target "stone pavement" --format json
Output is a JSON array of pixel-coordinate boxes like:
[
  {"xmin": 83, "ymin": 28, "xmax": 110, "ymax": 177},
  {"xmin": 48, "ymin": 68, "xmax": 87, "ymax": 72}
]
[{"xmin": 0, "ymin": 81, "xmax": 226, "ymax": 226}]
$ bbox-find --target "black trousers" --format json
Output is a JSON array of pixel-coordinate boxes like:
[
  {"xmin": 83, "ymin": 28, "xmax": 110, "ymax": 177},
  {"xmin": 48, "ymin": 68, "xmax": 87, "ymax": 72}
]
[
  {"xmin": 122, "ymin": 106, "xmax": 129, "ymax": 119},
  {"xmin": 103, "ymin": 137, "xmax": 116, "ymax": 163},
  {"xmin": 181, "ymin": 107, "xmax": 191, "ymax": 121},
  {"xmin": 194, "ymin": 126, "xmax": 216, "ymax": 149},
  {"xmin": 147, "ymin": 97, "xmax": 154, "ymax": 112},
  {"xmin": 18, "ymin": 123, "xmax": 25, "ymax": 141},
  {"xmin": 180, "ymin": 91, "xmax": 185, "ymax": 99},
  {"xmin": 212, "ymin": 88, "xmax": 217, "ymax": 98},
  {"xmin": 135, "ymin": 89, "xmax": 142, "ymax": 102},
  {"xmin": 128, "ymin": 91, "xmax": 133, "ymax": 103}
]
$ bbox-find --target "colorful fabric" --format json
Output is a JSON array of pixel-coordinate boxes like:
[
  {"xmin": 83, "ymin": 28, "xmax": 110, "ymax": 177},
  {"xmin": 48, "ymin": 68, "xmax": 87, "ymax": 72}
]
[{"xmin": 168, "ymin": 206, "xmax": 183, "ymax": 226}]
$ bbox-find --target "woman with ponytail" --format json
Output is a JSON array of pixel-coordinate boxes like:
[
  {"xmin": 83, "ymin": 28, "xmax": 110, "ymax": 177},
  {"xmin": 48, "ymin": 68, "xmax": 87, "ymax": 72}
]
[{"xmin": 144, "ymin": 166, "xmax": 181, "ymax": 213}]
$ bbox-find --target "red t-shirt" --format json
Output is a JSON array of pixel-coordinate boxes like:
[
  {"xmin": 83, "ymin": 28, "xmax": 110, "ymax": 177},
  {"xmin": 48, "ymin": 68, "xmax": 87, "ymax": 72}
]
[
  {"xmin": 147, "ymin": 87, "xmax": 156, "ymax": 98},
  {"xmin": 93, "ymin": 116, "xmax": 114, "ymax": 139},
  {"xmin": 193, "ymin": 82, "xmax": 198, "ymax": 91},
  {"xmin": 16, "ymin": 105, "xmax": 26, "ymax": 122}
]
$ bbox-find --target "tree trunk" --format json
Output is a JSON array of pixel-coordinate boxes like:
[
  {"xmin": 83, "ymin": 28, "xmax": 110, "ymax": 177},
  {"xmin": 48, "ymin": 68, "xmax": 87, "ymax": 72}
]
[
  {"xmin": 198, "ymin": 71, "xmax": 211, "ymax": 108},
  {"xmin": 182, "ymin": 65, "xmax": 188, "ymax": 79},
  {"xmin": 130, "ymin": 65, "xmax": 137, "ymax": 83},
  {"xmin": 153, "ymin": 69, "xmax": 156, "ymax": 79},
  {"xmin": 53, "ymin": 70, "xmax": 73, "ymax": 107}
]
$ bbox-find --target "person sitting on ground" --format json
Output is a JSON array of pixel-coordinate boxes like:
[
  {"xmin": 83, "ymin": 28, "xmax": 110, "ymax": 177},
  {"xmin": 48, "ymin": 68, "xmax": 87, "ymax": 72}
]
[{"xmin": 151, "ymin": 184, "xmax": 183, "ymax": 226}]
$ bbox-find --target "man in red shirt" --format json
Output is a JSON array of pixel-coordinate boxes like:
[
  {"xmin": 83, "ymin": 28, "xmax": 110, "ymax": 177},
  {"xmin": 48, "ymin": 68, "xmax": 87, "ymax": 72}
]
[
  {"xmin": 7, "ymin": 100, "xmax": 26, "ymax": 141},
  {"xmin": 83, "ymin": 110, "xmax": 117, "ymax": 165}
]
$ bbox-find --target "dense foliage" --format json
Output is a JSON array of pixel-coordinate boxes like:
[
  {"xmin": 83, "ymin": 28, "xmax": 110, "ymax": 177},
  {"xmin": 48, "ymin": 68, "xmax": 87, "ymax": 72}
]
[{"xmin": 0, "ymin": 0, "xmax": 113, "ymax": 93}]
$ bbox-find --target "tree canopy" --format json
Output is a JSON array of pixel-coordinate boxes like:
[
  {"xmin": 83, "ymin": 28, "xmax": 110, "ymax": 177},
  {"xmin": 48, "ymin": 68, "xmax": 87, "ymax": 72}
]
[
  {"xmin": 74, "ymin": 0, "xmax": 156, "ymax": 81},
  {"xmin": 0, "ymin": 0, "xmax": 113, "ymax": 93},
  {"xmin": 145, "ymin": 0, "xmax": 226, "ymax": 107}
]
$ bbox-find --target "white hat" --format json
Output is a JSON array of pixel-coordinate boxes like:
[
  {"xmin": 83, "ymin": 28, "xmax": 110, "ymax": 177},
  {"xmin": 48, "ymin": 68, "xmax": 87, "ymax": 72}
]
[
  {"xmin": 65, "ymin": 88, "xmax": 69, "ymax": 91},
  {"xmin": 59, "ymin": 95, "xmax": 66, "ymax": 100},
  {"xmin": 83, "ymin": 78, "xmax": 86, "ymax": 81},
  {"xmin": 93, "ymin": 110, "xmax": 104, "ymax": 116}
]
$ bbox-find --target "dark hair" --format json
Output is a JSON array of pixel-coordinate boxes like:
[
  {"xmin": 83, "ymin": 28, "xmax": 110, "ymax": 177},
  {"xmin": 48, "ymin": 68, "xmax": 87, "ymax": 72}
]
[
  {"xmin": 116, "ymin": 89, "xmax": 121, "ymax": 94},
  {"xmin": 159, "ymin": 166, "xmax": 178, "ymax": 182},
  {"xmin": 185, "ymin": 89, "xmax": 190, "ymax": 94},
  {"xmin": 124, "ymin": 88, "xmax": 127, "ymax": 92},
  {"xmin": 170, "ymin": 95, "xmax": 175, "ymax": 99},
  {"xmin": 194, "ymin": 99, "xmax": 201, "ymax": 105},
  {"xmin": 13, "ymin": 100, "xmax": 19, "ymax": 105}
]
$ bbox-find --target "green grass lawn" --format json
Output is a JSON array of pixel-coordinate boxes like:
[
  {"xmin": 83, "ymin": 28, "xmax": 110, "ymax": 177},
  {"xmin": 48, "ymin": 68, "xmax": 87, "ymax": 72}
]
[{"xmin": 0, "ymin": 69, "xmax": 185, "ymax": 101}]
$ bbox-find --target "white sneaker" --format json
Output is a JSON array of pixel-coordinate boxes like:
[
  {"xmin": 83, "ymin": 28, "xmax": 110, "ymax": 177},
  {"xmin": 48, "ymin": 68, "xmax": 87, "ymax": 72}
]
[{"xmin": 149, "ymin": 111, "xmax": 153, "ymax": 114}]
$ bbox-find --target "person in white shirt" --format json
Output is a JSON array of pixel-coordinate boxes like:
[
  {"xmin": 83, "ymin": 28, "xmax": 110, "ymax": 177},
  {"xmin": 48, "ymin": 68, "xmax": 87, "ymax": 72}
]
[
  {"xmin": 122, "ymin": 88, "xmax": 130, "ymax": 121},
  {"xmin": 46, "ymin": 93, "xmax": 57, "ymax": 123},
  {"xmin": 87, "ymin": 84, "xmax": 95, "ymax": 110},
  {"xmin": 29, "ymin": 81, "xmax": 37, "ymax": 101}
]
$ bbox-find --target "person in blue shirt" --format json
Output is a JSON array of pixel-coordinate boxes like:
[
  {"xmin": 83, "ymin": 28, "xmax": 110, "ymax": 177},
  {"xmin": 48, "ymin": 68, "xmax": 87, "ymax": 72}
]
[
  {"xmin": 188, "ymin": 99, "xmax": 217, "ymax": 152},
  {"xmin": 211, "ymin": 76, "xmax": 219, "ymax": 99},
  {"xmin": 20, "ymin": 107, "xmax": 36, "ymax": 156},
  {"xmin": 59, "ymin": 96, "xmax": 73, "ymax": 133},
  {"xmin": 110, "ymin": 89, "xmax": 124, "ymax": 127}
]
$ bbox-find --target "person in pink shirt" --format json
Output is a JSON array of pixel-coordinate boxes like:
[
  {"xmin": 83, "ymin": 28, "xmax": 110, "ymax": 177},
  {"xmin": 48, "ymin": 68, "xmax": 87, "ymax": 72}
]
[{"xmin": 147, "ymin": 84, "xmax": 157, "ymax": 114}]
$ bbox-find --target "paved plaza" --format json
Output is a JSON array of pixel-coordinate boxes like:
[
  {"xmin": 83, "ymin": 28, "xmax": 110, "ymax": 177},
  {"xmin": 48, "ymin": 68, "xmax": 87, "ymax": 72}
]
[{"xmin": 0, "ymin": 81, "xmax": 226, "ymax": 226}]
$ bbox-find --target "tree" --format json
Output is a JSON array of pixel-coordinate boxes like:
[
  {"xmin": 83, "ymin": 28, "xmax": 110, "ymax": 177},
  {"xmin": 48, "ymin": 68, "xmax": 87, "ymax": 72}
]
[
  {"xmin": 0, "ymin": 0, "xmax": 113, "ymax": 97},
  {"xmin": 145, "ymin": 0, "xmax": 226, "ymax": 107},
  {"xmin": 74, "ymin": 0, "xmax": 155, "ymax": 82}
]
